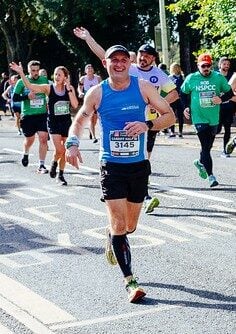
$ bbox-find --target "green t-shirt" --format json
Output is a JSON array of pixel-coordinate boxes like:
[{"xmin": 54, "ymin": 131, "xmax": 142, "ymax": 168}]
[
  {"xmin": 181, "ymin": 71, "xmax": 231, "ymax": 125},
  {"xmin": 14, "ymin": 75, "xmax": 48, "ymax": 116}
]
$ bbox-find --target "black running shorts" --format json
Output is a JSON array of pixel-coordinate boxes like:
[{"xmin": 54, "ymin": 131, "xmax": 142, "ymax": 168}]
[
  {"xmin": 48, "ymin": 116, "xmax": 72, "ymax": 137},
  {"xmin": 100, "ymin": 160, "xmax": 151, "ymax": 203},
  {"xmin": 20, "ymin": 113, "xmax": 48, "ymax": 137}
]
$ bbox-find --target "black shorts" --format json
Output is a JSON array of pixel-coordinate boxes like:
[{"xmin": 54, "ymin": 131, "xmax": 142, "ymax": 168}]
[
  {"xmin": 20, "ymin": 113, "xmax": 48, "ymax": 137},
  {"xmin": 147, "ymin": 130, "xmax": 158, "ymax": 153},
  {"xmin": 100, "ymin": 160, "xmax": 151, "ymax": 203},
  {"xmin": 12, "ymin": 105, "xmax": 21, "ymax": 114},
  {"xmin": 48, "ymin": 116, "xmax": 72, "ymax": 137}
]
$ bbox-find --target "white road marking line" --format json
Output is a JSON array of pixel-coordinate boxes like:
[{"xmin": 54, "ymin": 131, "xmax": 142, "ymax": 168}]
[
  {"xmin": 154, "ymin": 192, "xmax": 185, "ymax": 200},
  {"xmin": 138, "ymin": 224, "xmax": 190, "ymax": 242},
  {"xmin": 208, "ymin": 204, "xmax": 236, "ymax": 214},
  {"xmin": 72, "ymin": 174, "xmax": 95, "ymax": 180},
  {"xmin": 0, "ymin": 273, "xmax": 76, "ymax": 325},
  {"xmin": 0, "ymin": 251, "xmax": 52, "ymax": 268},
  {"xmin": 83, "ymin": 228, "xmax": 165, "ymax": 247},
  {"xmin": 79, "ymin": 165, "xmax": 99, "ymax": 173},
  {"xmin": 2, "ymin": 148, "xmax": 33, "ymax": 156},
  {"xmin": 151, "ymin": 182, "xmax": 233, "ymax": 203},
  {"xmin": 57, "ymin": 233, "xmax": 74, "ymax": 246},
  {"xmin": 158, "ymin": 218, "xmax": 231, "ymax": 238},
  {"xmin": 50, "ymin": 305, "xmax": 179, "ymax": 330},
  {"xmin": 0, "ymin": 296, "xmax": 54, "ymax": 334},
  {"xmin": 67, "ymin": 203, "xmax": 106, "ymax": 216},
  {"xmin": 0, "ymin": 211, "xmax": 41, "ymax": 225},
  {"xmin": 24, "ymin": 205, "xmax": 61, "ymax": 222},
  {"xmin": 0, "ymin": 323, "xmax": 14, "ymax": 334},
  {"xmin": 10, "ymin": 187, "xmax": 57, "ymax": 200},
  {"xmin": 43, "ymin": 185, "xmax": 82, "ymax": 194},
  {"xmin": 194, "ymin": 216, "xmax": 236, "ymax": 231},
  {"xmin": 0, "ymin": 198, "xmax": 8, "ymax": 204}
]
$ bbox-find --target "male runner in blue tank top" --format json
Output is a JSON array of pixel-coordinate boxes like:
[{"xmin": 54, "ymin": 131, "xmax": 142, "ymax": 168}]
[
  {"xmin": 73, "ymin": 26, "xmax": 179, "ymax": 214},
  {"xmin": 65, "ymin": 45, "xmax": 175, "ymax": 303}
]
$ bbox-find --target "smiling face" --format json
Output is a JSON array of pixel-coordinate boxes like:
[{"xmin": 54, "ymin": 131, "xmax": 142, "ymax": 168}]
[
  {"xmin": 137, "ymin": 51, "xmax": 155, "ymax": 69},
  {"xmin": 103, "ymin": 51, "xmax": 131, "ymax": 80}
]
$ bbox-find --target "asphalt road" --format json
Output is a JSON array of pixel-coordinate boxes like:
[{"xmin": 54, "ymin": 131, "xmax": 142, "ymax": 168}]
[{"xmin": 0, "ymin": 115, "xmax": 235, "ymax": 334}]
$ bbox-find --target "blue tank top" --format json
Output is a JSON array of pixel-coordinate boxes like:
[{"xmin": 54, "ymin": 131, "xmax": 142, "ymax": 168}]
[{"xmin": 97, "ymin": 76, "xmax": 148, "ymax": 163}]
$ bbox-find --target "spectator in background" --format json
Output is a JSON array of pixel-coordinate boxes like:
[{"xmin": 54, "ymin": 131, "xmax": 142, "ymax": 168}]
[
  {"xmin": 77, "ymin": 64, "xmax": 102, "ymax": 143},
  {"xmin": 158, "ymin": 63, "xmax": 169, "ymax": 76},
  {"xmin": 39, "ymin": 68, "xmax": 53, "ymax": 85},
  {"xmin": 216, "ymin": 57, "xmax": 236, "ymax": 157},
  {"xmin": 168, "ymin": 63, "xmax": 185, "ymax": 137},
  {"xmin": 0, "ymin": 72, "xmax": 9, "ymax": 119},
  {"xmin": 129, "ymin": 51, "xmax": 137, "ymax": 63},
  {"xmin": 2, "ymin": 74, "xmax": 22, "ymax": 134}
]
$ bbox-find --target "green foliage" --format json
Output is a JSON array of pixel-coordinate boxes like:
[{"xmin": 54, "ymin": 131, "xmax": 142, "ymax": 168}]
[{"xmin": 168, "ymin": 0, "xmax": 236, "ymax": 58}]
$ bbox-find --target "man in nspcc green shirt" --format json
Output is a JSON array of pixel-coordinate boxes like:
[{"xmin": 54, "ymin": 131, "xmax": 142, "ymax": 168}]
[
  {"xmin": 181, "ymin": 53, "xmax": 234, "ymax": 187},
  {"xmin": 13, "ymin": 60, "xmax": 49, "ymax": 173}
]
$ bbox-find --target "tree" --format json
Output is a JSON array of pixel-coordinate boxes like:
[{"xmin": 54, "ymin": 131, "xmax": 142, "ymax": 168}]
[{"xmin": 168, "ymin": 0, "xmax": 236, "ymax": 70}]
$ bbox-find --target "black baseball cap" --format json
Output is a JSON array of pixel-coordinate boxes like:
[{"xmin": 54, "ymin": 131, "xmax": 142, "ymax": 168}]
[
  {"xmin": 138, "ymin": 44, "xmax": 157, "ymax": 57},
  {"xmin": 105, "ymin": 45, "xmax": 130, "ymax": 59}
]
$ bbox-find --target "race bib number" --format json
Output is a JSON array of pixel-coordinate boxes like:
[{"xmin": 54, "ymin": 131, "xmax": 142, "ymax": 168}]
[
  {"xmin": 30, "ymin": 98, "xmax": 44, "ymax": 108},
  {"xmin": 54, "ymin": 101, "xmax": 70, "ymax": 115},
  {"xmin": 110, "ymin": 130, "xmax": 140, "ymax": 157},
  {"xmin": 199, "ymin": 91, "xmax": 215, "ymax": 108}
]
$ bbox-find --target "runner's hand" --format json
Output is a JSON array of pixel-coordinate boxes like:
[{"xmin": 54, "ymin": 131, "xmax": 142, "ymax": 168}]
[
  {"xmin": 73, "ymin": 27, "xmax": 90, "ymax": 40},
  {"xmin": 124, "ymin": 121, "xmax": 148, "ymax": 137},
  {"xmin": 65, "ymin": 146, "xmax": 83, "ymax": 169}
]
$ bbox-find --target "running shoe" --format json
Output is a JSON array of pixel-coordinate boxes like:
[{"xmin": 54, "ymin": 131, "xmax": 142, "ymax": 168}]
[
  {"xmin": 37, "ymin": 165, "xmax": 49, "ymax": 174},
  {"xmin": 21, "ymin": 154, "xmax": 29, "ymax": 167},
  {"xmin": 105, "ymin": 226, "xmax": 117, "ymax": 266},
  {"xmin": 225, "ymin": 137, "xmax": 236, "ymax": 155},
  {"xmin": 220, "ymin": 151, "xmax": 230, "ymax": 158},
  {"xmin": 126, "ymin": 278, "xmax": 146, "ymax": 303},
  {"xmin": 144, "ymin": 196, "xmax": 160, "ymax": 214},
  {"xmin": 208, "ymin": 175, "xmax": 219, "ymax": 188},
  {"xmin": 50, "ymin": 161, "xmax": 58, "ymax": 178},
  {"xmin": 193, "ymin": 159, "xmax": 208, "ymax": 179},
  {"xmin": 57, "ymin": 174, "xmax": 67, "ymax": 186}
]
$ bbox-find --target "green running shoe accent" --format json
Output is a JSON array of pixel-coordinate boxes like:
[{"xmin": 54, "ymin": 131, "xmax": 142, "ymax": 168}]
[
  {"xmin": 126, "ymin": 278, "xmax": 146, "ymax": 303},
  {"xmin": 144, "ymin": 197, "xmax": 160, "ymax": 214},
  {"xmin": 193, "ymin": 159, "xmax": 208, "ymax": 179}
]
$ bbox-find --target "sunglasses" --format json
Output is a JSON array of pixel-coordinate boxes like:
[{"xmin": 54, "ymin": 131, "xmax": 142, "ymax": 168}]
[{"xmin": 200, "ymin": 64, "xmax": 211, "ymax": 69}]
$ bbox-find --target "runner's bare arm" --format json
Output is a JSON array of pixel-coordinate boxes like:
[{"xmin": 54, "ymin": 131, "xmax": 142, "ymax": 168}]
[
  {"xmin": 9, "ymin": 62, "xmax": 49, "ymax": 94},
  {"xmin": 73, "ymin": 26, "xmax": 105, "ymax": 61}
]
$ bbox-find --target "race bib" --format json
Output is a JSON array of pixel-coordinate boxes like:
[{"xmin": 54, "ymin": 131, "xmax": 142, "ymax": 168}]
[
  {"xmin": 110, "ymin": 130, "xmax": 140, "ymax": 157},
  {"xmin": 54, "ymin": 101, "xmax": 70, "ymax": 115},
  {"xmin": 199, "ymin": 91, "xmax": 215, "ymax": 108},
  {"xmin": 30, "ymin": 98, "xmax": 44, "ymax": 108}
]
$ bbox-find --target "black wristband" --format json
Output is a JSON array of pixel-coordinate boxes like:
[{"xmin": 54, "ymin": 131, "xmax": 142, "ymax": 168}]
[{"xmin": 145, "ymin": 120, "xmax": 154, "ymax": 130}]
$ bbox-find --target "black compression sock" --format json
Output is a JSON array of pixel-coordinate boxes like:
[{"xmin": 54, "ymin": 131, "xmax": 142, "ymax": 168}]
[{"xmin": 112, "ymin": 234, "xmax": 132, "ymax": 277}]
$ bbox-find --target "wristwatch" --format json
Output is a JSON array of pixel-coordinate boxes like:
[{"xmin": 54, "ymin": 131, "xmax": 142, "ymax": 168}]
[{"xmin": 145, "ymin": 120, "xmax": 154, "ymax": 130}]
